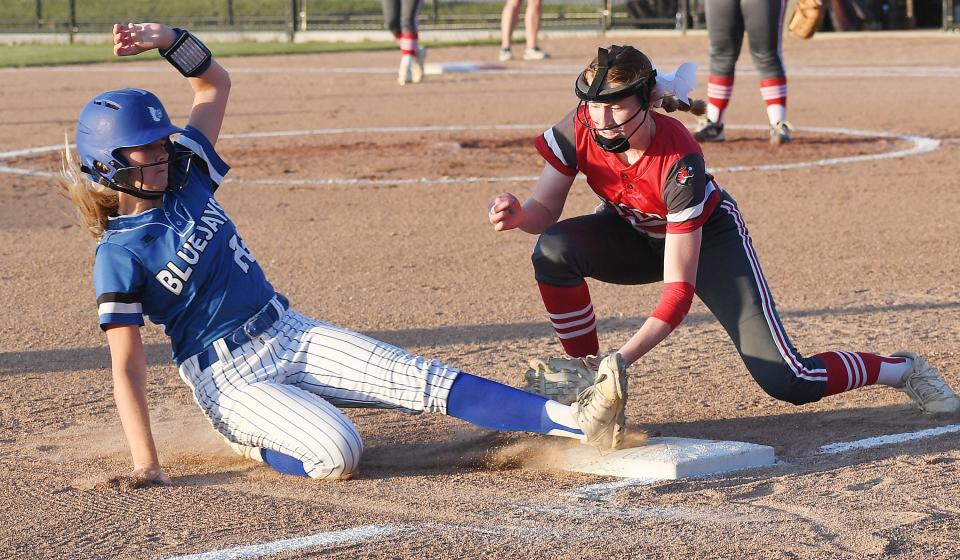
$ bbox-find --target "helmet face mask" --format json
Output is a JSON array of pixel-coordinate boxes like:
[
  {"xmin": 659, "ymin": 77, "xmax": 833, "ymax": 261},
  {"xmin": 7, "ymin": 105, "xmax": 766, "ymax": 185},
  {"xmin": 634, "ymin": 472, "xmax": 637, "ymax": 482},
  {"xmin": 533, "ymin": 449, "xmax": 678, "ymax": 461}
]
[
  {"xmin": 574, "ymin": 46, "xmax": 657, "ymax": 153},
  {"xmin": 76, "ymin": 88, "xmax": 188, "ymax": 200}
]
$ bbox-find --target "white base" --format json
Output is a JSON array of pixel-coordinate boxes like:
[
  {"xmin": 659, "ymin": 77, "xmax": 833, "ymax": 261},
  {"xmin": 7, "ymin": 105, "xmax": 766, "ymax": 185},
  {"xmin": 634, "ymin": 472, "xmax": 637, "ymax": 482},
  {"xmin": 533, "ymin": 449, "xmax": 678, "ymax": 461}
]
[
  {"xmin": 558, "ymin": 437, "xmax": 775, "ymax": 480},
  {"xmin": 423, "ymin": 62, "xmax": 506, "ymax": 75}
]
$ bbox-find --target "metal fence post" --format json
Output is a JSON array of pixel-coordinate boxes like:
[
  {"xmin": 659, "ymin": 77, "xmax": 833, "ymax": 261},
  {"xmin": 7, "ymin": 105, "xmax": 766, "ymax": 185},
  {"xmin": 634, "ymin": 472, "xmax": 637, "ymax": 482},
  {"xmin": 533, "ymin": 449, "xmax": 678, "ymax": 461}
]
[
  {"xmin": 433, "ymin": 0, "xmax": 439, "ymax": 25},
  {"xmin": 288, "ymin": 0, "xmax": 297, "ymax": 41},
  {"xmin": 604, "ymin": 0, "xmax": 612, "ymax": 31},
  {"xmin": 69, "ymin": 0, "xmax": 77, "ymax": 43},
  {"xmin": 35, "ymin": 0, "xmax": 42, "ymax": 29},
  {"xmin": 226, "ymin": 0, "xmax": 234, "ymax": 26}
]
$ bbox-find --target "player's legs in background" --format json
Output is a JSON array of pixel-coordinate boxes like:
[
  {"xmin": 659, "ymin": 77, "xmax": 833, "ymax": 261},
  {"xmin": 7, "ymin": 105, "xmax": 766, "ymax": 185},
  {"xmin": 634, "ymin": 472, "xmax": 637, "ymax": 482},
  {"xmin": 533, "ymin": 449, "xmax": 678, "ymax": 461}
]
[
  {"xmin": 500, "ymin": 0, "xmax": 523, "ymax": 60},
  {"xmin": 384, "ymin": 0, "xmax": 424, "ymax": 84},
  {"xmin": 522, "ymin": 0, "xmax": 550, "ymax": 60},
  {"xmin": 699, "ymin": 0, "xmax": 744, "ymax": 142},
  {"xmin": 743, "ymin": 0, "xmax": 790, "ymax": 144},
  {"xmin": 694, "ymin": 194, "xmax": 958, "ymax": 412},
  {"xmin": 532, "ymin": 208, "xmax": 664, "ymax": 360},
  {"xmin": 400, "ymin": 0, "xmax": 425, "ymax": 83}
]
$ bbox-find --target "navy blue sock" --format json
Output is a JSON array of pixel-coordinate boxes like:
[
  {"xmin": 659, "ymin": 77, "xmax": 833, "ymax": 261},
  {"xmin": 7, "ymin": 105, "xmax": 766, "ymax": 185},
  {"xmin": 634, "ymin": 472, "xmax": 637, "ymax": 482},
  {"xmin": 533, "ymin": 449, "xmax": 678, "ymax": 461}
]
[
  {"xmin": 262, "ymin": 448, "xmax": 309, "ymax": 477},
  {"xmin": 446, "ymin": 372, "xmax": 580, "ymax": 435}
]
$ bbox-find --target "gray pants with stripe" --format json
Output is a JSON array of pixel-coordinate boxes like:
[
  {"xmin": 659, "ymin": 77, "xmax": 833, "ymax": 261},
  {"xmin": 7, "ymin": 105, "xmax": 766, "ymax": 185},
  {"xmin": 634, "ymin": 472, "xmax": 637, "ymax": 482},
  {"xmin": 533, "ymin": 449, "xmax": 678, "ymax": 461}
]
[
  {"xmin": 706, "ymin": 0, "xmax": 786, "ymax": 78},
  {"xmin": 178, "ymin": 310, "xmax": 459, "ymax": 479},
  {"xmin": 532, "ymin": 193, "xmax": 830, "ymax": 405},
  {"xmin": 382, "ymin": 0, "xmax": 423, "ymax": 35}
]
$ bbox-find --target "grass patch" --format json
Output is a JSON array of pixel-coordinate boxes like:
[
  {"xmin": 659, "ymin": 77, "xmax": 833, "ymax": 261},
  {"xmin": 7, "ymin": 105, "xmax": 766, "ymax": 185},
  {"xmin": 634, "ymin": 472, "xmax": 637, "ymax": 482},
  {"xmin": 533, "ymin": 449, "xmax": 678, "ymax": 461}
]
[{"xmin": 0, "ymin": 37, "xmax": 502, "ymax": 68}]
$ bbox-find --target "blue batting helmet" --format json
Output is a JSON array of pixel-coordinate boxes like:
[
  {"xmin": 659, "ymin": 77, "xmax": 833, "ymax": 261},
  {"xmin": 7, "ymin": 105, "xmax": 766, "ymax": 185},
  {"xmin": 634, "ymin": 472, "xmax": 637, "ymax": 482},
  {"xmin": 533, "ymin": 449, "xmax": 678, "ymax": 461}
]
[{"xmin": 75, "ymin": 88, "xmax": 185, "ymax": 193}]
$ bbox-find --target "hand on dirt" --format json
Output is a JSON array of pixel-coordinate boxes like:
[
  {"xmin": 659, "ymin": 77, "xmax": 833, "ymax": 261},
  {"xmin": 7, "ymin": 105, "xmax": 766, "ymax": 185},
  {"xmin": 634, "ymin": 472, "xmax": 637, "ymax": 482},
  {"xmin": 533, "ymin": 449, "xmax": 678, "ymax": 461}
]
[
  {"xmin": 113, "ymin": 23, "xmax": 175, "ymax": 57},
  {"xmin": 488, "ymin": 193, "xmax": 523, "ymax": 231},
  {"xmin": 129, "ymin": 465, "xmax": 173, "ymax": 485}
]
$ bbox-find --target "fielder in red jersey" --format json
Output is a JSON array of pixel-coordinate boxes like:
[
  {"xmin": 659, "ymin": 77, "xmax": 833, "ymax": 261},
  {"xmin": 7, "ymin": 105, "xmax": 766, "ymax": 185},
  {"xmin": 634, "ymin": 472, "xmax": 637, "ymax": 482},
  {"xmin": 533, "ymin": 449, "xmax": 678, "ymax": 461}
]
[{"xmin": 488, "ymin": 46, "xmax": 958, "ymax": 443}]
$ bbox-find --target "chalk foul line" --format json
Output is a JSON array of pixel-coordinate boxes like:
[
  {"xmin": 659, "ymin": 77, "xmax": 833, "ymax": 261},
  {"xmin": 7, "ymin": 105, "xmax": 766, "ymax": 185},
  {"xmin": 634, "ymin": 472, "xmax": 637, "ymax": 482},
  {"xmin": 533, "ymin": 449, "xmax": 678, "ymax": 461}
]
[{"xmin": 0, "ymin": 124, "xmax": 941, "ymax": 186}]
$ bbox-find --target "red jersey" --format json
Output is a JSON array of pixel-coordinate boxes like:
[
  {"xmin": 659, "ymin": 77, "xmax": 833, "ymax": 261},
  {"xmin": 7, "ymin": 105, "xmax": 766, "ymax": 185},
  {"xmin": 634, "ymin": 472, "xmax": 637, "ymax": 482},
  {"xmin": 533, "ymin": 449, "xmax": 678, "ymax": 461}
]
[{"xmin": 534, "ymin": 107, "xmax": 721, "ymax": 238}]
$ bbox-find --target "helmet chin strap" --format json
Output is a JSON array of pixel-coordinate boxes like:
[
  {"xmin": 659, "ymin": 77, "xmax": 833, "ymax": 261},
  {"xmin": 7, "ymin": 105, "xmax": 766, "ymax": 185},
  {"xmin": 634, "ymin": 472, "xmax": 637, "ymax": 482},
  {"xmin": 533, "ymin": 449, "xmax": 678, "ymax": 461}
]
[{"xmin": 577, "ymin": 101, "xmax": 649, "ymax": 154}]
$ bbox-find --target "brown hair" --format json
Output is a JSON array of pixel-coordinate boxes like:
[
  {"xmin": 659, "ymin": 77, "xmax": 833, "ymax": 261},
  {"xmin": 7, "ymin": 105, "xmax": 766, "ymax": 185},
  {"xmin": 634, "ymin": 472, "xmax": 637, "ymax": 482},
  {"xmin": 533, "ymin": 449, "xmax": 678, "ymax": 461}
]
[
  {"xmin": 56, "ymin": 135, "xmax": 119, "ymax": 238},
  {"xmin": 584, "ymin": 46, "xmax": 706, "ymax": 116}
]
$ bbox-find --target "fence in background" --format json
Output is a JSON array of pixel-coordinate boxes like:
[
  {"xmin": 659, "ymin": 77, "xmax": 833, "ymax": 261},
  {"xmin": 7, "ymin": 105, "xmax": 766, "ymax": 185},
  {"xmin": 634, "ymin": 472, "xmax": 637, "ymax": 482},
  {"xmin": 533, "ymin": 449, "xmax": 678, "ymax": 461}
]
[
  {"xmin": 0, "ymin": 0, "xmax": 695, "ymax": 38},
  {"xmin": 947, "ymin": 0, "xmax": 960, "ymax": 28},
  {"xmin": 0, "ymin": 0, "xmax": 954, "ymax": 40}
]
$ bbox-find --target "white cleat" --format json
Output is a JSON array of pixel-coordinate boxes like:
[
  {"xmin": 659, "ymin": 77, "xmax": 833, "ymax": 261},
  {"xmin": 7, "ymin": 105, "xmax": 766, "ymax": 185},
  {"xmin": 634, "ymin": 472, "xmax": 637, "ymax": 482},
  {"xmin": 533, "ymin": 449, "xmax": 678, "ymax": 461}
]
[
  {"xmin": 411, "ymin": 47, "xmax": 426, "ymax": 83},
  {"xmin": 498, "ymin": 47, "xmax": 513, "ymax": 62},
  {"xmin": 398, "ymin": 54, "xmax": 414, "ymax": 85},
  {"xmin": 769, "ymin": 120, "xmax": 792, "ymax": 146},
  {"xmin": 523, "ymin": 47, "xmax": 550, "ymax": 60},
  {"xmin": 892, "ymin": 351, "xmax": 960, "ymax": 414}
]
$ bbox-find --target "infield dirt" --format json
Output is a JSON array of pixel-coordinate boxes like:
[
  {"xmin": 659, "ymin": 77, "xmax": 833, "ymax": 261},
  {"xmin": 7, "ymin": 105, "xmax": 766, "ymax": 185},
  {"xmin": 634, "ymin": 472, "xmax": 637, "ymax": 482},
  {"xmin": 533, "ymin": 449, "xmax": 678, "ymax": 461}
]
[{"xmin": 1, "ymin": 34, "xmax": 959, "ymax": 558}]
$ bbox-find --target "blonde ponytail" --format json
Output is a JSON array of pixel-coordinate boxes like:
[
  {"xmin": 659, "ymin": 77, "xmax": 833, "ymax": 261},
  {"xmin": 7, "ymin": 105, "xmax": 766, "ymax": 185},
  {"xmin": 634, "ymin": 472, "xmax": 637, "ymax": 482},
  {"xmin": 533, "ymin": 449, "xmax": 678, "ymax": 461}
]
[{"xmin": 56, "ymin": 135, "xmax": 118, "ymax": 238}]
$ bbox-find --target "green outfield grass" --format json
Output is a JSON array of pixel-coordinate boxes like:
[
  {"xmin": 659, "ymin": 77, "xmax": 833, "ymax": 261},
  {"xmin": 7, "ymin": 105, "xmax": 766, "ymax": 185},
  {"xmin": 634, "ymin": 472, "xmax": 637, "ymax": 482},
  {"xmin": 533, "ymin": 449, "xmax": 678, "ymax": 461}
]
[{"xmin": 0, "ymin": 38, "xmax": 502, "ymax": 68}]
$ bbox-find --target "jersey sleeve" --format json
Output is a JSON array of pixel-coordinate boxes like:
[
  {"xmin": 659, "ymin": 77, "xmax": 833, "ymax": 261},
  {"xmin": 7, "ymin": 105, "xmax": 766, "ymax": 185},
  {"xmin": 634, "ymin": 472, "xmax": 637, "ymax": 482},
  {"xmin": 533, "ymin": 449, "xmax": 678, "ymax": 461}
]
[
  {"xmin": 93, "ymin": 242, "xmax": 146, "ymax": 329},
  {"xmin": 662, "ymin": 152, "xmax": 716, "ymax": 234},
  {"xmin": 534, "ymin": 108, "xmax": 579, "ymax": 177},
  {"xmin": 172, "ymin": 125, "xmax": 231, "ymax": 193}
]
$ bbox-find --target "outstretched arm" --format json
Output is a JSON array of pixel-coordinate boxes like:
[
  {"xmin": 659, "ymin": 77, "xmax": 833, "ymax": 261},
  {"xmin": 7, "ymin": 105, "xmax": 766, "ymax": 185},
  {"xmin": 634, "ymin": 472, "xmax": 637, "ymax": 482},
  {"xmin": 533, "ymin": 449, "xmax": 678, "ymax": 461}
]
[
  {"xmin": 616, "ymin": 228, "xmax": 701, "ymax": 365},
  {"xmin": 105, "ymin": 324, "xmax": 172, "ymax": 485},
  {"xmin": 113, "ymin": 23, "xmax": 231, "ymax": 145}
]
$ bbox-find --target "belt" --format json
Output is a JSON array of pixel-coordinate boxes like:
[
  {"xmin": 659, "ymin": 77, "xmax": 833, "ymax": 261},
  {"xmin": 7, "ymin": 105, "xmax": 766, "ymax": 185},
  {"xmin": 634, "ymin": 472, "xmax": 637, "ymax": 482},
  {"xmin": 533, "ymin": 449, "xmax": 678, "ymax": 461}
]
[{"xmin": 195, "ymin": 294, "xmax": 289, "ymax": 371}]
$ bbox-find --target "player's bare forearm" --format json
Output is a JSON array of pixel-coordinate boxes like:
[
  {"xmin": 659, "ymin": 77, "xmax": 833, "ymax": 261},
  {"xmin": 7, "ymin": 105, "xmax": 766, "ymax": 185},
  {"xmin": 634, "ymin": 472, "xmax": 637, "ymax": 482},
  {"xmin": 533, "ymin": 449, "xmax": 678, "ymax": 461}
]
[
  {"xmin": 105, "ymin": 326, "xmax": 165, "ymax": 479},
  {"xmin": 617, "ymin": 317, "xmax": 672, "ymax": 365},
  {"xmin": 517, "ymin": 197, "xmax": 559, "ymax": 234},
  {"xmin": 618, "ymin": 231, "xmax": 701, "ymax": 365},
  {"xmin": 111, "ymin": 365, "xmax": 162, "ymax": 469},
  {"xmin": 187, "ymin": 61, "xmax": 231, "ymax": 146}
]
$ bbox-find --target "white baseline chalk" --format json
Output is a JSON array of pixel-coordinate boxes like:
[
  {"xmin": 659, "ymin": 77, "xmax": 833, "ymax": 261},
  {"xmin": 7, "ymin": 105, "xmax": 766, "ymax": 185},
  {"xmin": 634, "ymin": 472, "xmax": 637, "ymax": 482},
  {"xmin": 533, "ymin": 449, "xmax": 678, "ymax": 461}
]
[
  {"xmin": 818, "ymin": 424, "xmax": 960, "ymax": 455},
  {"xmin": 1, "ymin": 124, "xmax": 940, "ymax": 185},
  {"xmin": 164, "ymin": 524, "xmax": 403, "ymax": 560}
]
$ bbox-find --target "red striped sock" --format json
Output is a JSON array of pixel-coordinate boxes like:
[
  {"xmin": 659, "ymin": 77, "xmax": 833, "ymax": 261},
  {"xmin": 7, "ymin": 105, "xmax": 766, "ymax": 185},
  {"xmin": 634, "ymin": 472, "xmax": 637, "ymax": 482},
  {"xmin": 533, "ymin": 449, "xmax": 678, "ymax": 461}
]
[
  {"xmin": 760, "ymin": 76, "xmax": 787, "ymax": 124},
  {"xmin": 817, "ymin": 351, "xmax": 908, "ymax": 396},
  {"xmin": 706, "ymin": 75, "xmax": 734, "ymax": 124},
  {"xmin": 399, "ymin": 32, "xmax": 418, "ymax": 56},
  {"xmin": 537, "ymin": 281, "xmax": 599, "ymax": 358}
]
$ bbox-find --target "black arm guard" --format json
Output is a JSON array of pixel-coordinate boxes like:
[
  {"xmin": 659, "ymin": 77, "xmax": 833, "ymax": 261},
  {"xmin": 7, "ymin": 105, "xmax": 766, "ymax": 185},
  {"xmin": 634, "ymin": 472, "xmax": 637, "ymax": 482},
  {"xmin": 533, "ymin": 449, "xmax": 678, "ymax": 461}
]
[{"xmin": 159, "ymin": 28, "xmax": 213, "ymax": 78}]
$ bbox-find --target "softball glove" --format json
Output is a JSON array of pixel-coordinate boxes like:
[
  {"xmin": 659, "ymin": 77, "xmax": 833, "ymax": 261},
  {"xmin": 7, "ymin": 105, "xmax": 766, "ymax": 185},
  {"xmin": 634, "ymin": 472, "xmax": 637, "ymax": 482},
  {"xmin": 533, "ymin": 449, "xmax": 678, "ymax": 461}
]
[
  {"xmin": 788, "ymin": 0, "xmax": 824, "ymax": 39},
  {"xmin": 523, "ymin": 355, "xmax": 600, "ymax": 405}
]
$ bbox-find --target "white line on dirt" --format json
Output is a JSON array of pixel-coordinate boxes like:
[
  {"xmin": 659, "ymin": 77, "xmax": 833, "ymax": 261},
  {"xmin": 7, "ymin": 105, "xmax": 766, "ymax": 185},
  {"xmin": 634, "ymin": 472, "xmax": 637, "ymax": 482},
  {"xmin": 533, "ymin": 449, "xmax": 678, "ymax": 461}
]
[
  {"xmin": 818, "ymin": 424, "xmax": 960, "ymax": 455},
  {"xmin": 519, "ymin": 503, "xmax": 760, "ymax": 525},
  {"xmin": 0, "ymin": 124, "xmax": 940, "ymax": 184},
  {"xmin": 564, "ymin": 477, "xmax": 659, "ymax": 501},
  {"xmin": 163, "ymin": 524, "xmax": 403, "ymax": 560}
]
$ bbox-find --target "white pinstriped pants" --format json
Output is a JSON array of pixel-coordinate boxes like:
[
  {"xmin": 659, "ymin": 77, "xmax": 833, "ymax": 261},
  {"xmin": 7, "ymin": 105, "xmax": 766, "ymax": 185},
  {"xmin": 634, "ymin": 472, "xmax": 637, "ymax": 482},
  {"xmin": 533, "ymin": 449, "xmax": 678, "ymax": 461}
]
[{"xmin": 178, "ymin": 309, "xmax": 459, "ymax": 479}]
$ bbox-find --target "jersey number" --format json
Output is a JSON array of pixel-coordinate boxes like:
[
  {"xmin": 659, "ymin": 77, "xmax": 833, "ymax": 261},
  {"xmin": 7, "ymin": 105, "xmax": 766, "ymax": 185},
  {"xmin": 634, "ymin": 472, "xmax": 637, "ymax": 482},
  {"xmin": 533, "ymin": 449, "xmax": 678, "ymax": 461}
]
[{"xmin": 229, "ymin": 234, "xmax": 255, "ymax": 273}]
